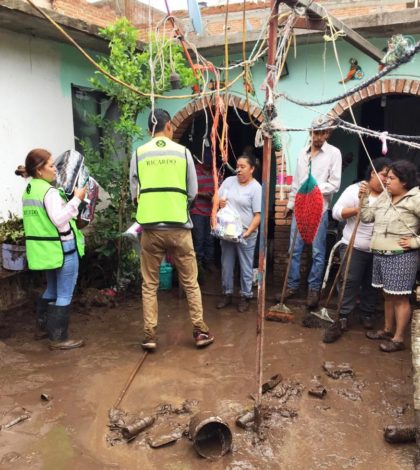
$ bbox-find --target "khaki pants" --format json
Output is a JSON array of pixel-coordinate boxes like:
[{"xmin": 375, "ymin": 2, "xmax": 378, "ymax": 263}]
[{"xmin": 140, "ymin": 229, "xmax": 208, "ymax": 338}]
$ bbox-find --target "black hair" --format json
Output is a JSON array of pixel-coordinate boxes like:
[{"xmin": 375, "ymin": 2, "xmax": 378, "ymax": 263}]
[
  {"xmin": 237, "ymin": 154, "xmax": 257, "ymax": 169},
  {"xmin": 148, "ymin": 108, "xmax": 171, "ymax": 133},
  {"xmin": 364, "ymin": 156, "xmax": 392, "ymax": 182},
  {"xmin": 388, "ymin": 160, "xmax": 419, "ymax": 190}
]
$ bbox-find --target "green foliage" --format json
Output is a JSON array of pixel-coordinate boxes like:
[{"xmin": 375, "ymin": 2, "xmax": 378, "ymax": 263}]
[
  {"xmin": 81, "ymin": 18, "xmax": 193, "ymax": 290},
  {"xmin": 0, "ymin": 214, "xmax": 25, "ymax": 245}
]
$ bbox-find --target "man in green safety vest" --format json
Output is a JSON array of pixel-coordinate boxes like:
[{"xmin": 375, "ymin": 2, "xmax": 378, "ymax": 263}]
[{"xmin": 129, "ymin": 108, "xmax": 214, "ymax": 351}]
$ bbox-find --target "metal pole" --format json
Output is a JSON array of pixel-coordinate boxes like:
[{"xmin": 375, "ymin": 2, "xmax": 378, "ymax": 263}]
[{"xmin": 255, "ymin": 0, "xmax": 279, "ymax": 411}]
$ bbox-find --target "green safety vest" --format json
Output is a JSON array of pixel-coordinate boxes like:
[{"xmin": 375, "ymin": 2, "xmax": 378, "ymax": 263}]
[
  {"xmin": 22, "ymin": 179, "xmax": 85, "ymax": 270},
  {"xmin": 135, "ymin": 137, "xmax": 188, "ymax": 224}
]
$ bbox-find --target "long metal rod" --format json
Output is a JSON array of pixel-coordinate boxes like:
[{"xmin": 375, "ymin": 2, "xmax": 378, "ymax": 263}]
[
  {"xmin": 113, "ymin": 352, "xmax": 148, "ymax": 409},
  {"xmin": 255, "ymin": 0, "xmax": 279, "ymax": 409}
]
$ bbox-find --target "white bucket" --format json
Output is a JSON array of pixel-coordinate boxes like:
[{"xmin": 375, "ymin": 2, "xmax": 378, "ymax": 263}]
[{"xmin": 2, "ymin": 244, "xmax": 27, "ymax": 271}]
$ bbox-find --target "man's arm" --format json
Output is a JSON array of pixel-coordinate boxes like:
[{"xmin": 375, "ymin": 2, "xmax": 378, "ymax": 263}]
[
  {"xmin": 318, "ymin": 148, "xmax": 342, "ymax": 196},
  {"xmin": 332, "ymin": 184, "xmax": 359, "ymax": 222},
  {"xmin": 185, "ymin": 148, "xmax": 198, "ymax": 203}
]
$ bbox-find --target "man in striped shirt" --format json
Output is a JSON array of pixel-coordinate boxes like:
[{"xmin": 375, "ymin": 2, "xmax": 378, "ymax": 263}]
[{"xmin": 190, "ymin": 149, "xmax": 217, "ymax": 271}]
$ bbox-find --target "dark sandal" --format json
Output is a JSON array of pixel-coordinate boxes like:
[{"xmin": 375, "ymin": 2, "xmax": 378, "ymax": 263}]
[
  {"xmin": 379, "ymin": 340, "xmax": 405, "ymax": 353},
  {"xmin": 366, "ymin": 329, "xmax": 393, "ymax": 340}
]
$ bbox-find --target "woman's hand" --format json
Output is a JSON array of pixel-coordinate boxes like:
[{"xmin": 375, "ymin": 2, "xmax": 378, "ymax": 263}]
[
  {"xmin": 219, "ymin": 198, "xmax": 227, "ymax": 208},
  {"xmin": 243, "ymin": 230, "xmax": 250, "ymax": 239},
  {"xmin": 398, "ymin": 237, "xmax": 412, "ymax": 249},
  {"xmin": 358, "ymin": 181, "xmax": 370, "ymax": 199},
  {"xmin": 74, "ymin": 185, "xmax": 87, "ymax": 201}
]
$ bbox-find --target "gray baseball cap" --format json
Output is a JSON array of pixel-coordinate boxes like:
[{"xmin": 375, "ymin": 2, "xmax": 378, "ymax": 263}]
[{"xmin": 311, "ymin": 115, "xmax": 337, "ymax": 131}]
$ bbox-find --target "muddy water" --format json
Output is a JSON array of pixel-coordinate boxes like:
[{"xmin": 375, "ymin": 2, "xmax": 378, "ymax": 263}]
[{"xmin": 0, "ymin": 284, "xmax": 416, "ymax": 469}]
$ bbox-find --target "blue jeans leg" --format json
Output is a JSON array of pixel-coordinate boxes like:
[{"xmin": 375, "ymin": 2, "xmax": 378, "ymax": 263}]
[
  {"xmin": 48, "ymin": 240, "xmax": 79, "ymax": 307},
  {"xmin": 308, "ymin": 211, "xmax": 329, "ymax": 291},
  {"xmin": 287, "ymin": 216, "xmax": 305, "ymax": 290},
  {"xmin": 191, "ymin": 214, "xmax": 212, "ymax": 263},
  {"xmin": 238, "ymin": 235, "xmax": 257, "ymax": 298},
  {"xmin": 220, "ymin": 240, "xmax": 236, "ymax": 295}
]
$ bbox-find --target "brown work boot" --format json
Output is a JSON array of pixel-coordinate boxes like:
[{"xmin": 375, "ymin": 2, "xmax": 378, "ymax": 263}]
[
  {"xmin": 237, "ymin": 297, "xmax": 251, "ymax": 313},
  {"xmin": 307, "ymin": 289, "xmax": 320, "ymax": 308},
  {"xmin": 323, "ymin": 318, "xmax": 347, "ymax": 344},
  {"xmin": 216, "ymin": 294, "xmax": 232, "ymax": 309}
]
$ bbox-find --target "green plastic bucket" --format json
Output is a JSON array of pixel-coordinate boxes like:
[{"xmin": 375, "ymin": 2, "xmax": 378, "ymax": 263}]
[{"xmin": 158, "ymin": 262, "xmax": 173, "ymax": 290}]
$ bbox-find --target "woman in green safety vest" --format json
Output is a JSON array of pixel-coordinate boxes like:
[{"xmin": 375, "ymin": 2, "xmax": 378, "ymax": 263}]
[{"xmin": 16, "ymin": 148, "xmax": 86, "ymax": 350}]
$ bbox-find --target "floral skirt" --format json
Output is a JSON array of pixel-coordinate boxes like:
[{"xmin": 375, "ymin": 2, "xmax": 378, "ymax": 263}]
[{"xmin": 372, "ymin": 251, "xmax": 418, "ymax": 295}]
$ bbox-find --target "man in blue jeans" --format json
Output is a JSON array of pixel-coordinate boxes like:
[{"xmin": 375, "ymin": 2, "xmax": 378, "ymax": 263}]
[{"xmin": 282, "ymin": 116, "xmax": 342, "ymax": 308}]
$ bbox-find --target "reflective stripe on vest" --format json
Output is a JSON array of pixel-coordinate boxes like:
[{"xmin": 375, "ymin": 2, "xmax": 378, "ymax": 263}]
[
  {"xmin": 135, "ymin": 138, "xmax": 188, "ymax": 224},
  {"xmin": 22, "ymin": 179, "xmax": 84, "ymax": 270}
]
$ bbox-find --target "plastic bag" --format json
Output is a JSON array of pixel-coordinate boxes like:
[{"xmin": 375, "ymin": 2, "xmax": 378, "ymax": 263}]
[{"xmin": 212, "ymin": 205, "xmax": 245, "ymax": 244}]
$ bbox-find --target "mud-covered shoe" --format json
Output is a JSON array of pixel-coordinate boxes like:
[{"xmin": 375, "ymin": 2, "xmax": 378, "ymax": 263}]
[
  {"xmin": 307, "ymin": 289, "xmax": 320, "ymax": 308},
  {"xmin": 141, "ymin": 336, "xmax": 157, "ymax": 351},
  {"xmin": 193, "ymin": 330, "xmax": 214, "ymax": 348},
  {"xmin": 360, "ymin": 315, "xmax": 375, "ymax": 330},
  {"xmin": 216, "ymin": 295, "xmax": 232, "ymax": 309},
  {"xmin": 237, "ymin": 297, "xmax": 250, "ymax": 313},
  {"xmin": 49, "ymin": 339, "xmax": 85, "ymax": 350},
  {"xmin": 323, "ymin": 318, "xmax": 347, "ymax": 344}
]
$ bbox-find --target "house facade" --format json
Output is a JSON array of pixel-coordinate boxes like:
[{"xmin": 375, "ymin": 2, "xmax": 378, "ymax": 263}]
[{"xmin": 1, "ymin": 0, "xmax": 420, "ymax": 283}]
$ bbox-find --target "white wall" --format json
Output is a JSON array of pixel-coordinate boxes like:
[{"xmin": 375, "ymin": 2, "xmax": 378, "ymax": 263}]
[{"xmin": 0, "ymin": 29, "xmax": 75, "ymax": 219}]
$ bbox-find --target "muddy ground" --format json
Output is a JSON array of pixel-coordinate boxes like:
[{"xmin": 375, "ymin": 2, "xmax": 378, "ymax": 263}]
[{"xmin": 0, "ymin": 276, "xmax": 416, "ymax": 470}]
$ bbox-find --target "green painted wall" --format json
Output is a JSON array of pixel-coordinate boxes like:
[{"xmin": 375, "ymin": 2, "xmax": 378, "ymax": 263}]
[{"xmin": 145, "ymin": 35, "xmax": 420, "ymax": 178}]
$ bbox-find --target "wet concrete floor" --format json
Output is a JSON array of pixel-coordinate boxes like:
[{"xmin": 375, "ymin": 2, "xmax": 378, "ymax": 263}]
[{"xmin": 0, "ymin": 284, "xmax": 416, "ymax": 469}]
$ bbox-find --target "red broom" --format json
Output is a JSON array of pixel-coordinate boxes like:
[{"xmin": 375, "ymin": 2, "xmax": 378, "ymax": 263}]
[{"xmin": 294, "ymin": 162, "xmax": 323, "ymax": 244}]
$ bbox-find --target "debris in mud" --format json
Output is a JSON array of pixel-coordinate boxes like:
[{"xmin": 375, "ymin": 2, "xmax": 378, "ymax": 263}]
[
  {"xmin": 336, "ymin": 380, "xmax": 365, "ymax": 401},
  {"xmin": 156, "ymin": 399, "xmax": 199, "ymax": 416},
  {"xmin": 323, "ymin": 361, "xmax": 354, "ymax": 379},
  {"xmin": 107, "ymin": 408, "xmax": 154, "ymax": 445},
  {"xmin": 384, "ymin": 424, "xmax": 416, "ymax": 443},
  {"xmin": 0, "ymin": 414, "xmax": 30, "ymax": 430},
  {"xmin": 308, "ymin": 376, "xmax": 327, "ymax": 399},
  {"xmin": 0, "ymin": 452, "xmax": 22, "ymax": 464},
  {"xmin": 236, "ymin": 409, "xmax": 255, "ymax": 429},
  {"xmin": 78, "ymin": 287, "xmax": 117, "ymax": 309},
  {"xmin": 271, "ymin": 380, "xmax": 304, "ymax": 404},
  {"xmin": 262, "ymin": 374, "xmax": 282, "ymax": 394},
  {"xmin": 393, "ymin": 403, "xmax": 410, "ymax": 418},
  {"xmin": 121, "ymin": 416, "xmax": 155, "ymax": 440},
  {"xmin": 40, "ymin": 393, "xmax": 52, "ymax": 401},
  {"xmin": 148, "ymin": 425, "xmax": 186, "ymax": 448},
  {"xmin": 336, "ymin": 388, "xmax": 361, "ymax": 401}
]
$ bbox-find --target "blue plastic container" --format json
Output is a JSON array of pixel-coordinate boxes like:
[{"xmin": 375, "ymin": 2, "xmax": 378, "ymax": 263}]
[{"xmin": 158, "ymin": 262, "xmax": 173, "ymax": 290}]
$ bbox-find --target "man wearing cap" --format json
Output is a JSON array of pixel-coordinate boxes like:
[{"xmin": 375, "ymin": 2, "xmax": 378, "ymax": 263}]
[
  {"xmin": 281, "ymin": 115, "xmax": 342, "ymax": 308},
  {"xmin": 129, "ymin": 108, "xmax": 214, "ymax": 351}
]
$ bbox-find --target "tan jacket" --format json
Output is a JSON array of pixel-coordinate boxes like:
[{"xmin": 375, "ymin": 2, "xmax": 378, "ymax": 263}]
[{"xmin": 360, "ymin": 186, "xmax": 420, "ymax": 251}]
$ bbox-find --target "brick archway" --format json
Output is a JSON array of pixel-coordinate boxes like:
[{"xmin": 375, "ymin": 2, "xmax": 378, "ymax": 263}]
[
  {"xmin": 331, "ymin": 78, "xmax": 420, "ymax": 117},
  {"xmin": 171, "ymin": 94, "xmax": 263, "ymax": 142}
]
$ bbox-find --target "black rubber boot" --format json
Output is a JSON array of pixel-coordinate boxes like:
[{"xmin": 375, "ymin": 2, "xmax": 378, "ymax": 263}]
[
  {"xmin": 34, "ymin": 297, "xmax": 55, "ymax": 340},
  {"xmin": 46, "ymin": 304, "xmax": 84, "ymax": 350}
]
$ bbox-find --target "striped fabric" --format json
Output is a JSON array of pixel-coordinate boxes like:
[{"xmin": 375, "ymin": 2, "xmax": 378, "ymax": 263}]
[{"xmin": 190, "ymin": 163, "xmax": 215, "ymax": 217}]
